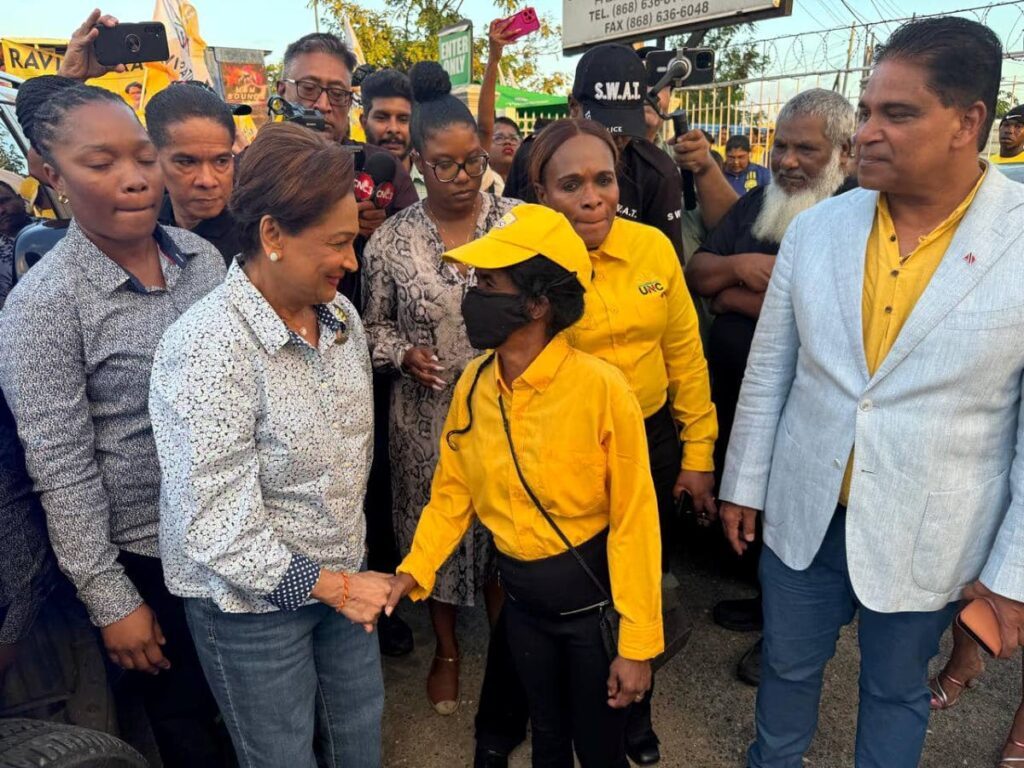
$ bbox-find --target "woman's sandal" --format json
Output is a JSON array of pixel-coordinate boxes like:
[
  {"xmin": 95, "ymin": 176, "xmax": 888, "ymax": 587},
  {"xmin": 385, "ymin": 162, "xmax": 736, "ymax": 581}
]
[
  {"xmin": 998, "ymin": 737, "xmax": 1024, "ymax": 766},
  {"xmin": 929, "ymin": 670, "xmax": 979, "ymax": 710},
  {"xmin": 427, "ymin": 654, "xmax": 460, "ymax": 716}
]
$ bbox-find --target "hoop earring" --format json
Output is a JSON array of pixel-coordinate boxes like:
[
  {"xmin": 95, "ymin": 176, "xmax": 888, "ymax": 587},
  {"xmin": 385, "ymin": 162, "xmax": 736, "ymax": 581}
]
[
  {"xmin": 268, "ymin": 251, "xmax": 281, "ymax": 262},
  {"xmin": 57, "ymin": 192, "xmax": 69, "ymax": 205}
]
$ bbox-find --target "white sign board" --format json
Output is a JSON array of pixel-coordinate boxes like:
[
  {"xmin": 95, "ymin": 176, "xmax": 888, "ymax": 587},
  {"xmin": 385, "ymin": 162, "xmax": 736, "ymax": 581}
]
[{"xmin": 563, "ymin": 0, "xmax": 787, "ymax": 53}]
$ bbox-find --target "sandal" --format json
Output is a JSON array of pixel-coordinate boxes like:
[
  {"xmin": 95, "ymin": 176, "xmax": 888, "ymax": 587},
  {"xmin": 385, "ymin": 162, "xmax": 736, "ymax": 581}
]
[
  {"xmin": 427, "ymin": 654, "xmax": 460, "ymax": 716},
  {"xmin": 999, "ymin": 737, "xmax": 1024, "ymax": 766},
  {"xmin": 929, "ymin": 669, "xmax": 980, "ymax": 710}
]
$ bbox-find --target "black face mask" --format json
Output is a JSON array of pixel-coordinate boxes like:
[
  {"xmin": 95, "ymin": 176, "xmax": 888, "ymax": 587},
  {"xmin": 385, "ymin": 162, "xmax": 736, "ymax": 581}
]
[{"xmin": 461, "ymin": 287, "xmax": 533, "ymax": 350}]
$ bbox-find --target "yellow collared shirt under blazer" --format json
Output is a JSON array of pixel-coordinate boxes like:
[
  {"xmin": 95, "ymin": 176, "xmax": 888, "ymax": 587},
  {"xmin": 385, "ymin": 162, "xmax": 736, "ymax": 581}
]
[
  {"xmin": 566, "ymin": 216, "xmax": 718, "ymax": 472},
  {"xmin": 398, "ymin": 335, "xmax": 665, "ymax": 661},
  {"xmin": 840, "ymin": 169, "xmax": 986, "ymax": 505}
]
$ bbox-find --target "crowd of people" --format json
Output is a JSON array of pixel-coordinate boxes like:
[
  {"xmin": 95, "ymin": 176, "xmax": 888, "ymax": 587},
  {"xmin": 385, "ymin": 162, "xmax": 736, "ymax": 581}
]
[{"xmin": 2, "ymin": 7, "xmax": 1024, "ymax": 768}]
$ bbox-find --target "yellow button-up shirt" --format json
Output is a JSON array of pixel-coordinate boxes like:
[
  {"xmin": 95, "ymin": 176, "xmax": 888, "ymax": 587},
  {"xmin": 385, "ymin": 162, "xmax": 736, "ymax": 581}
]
[
  {"xmin": 398, "ymin": 335, "xmax": 664, "ymax": 660},
  {"xmin": 566, "ymin": 217, "xmax": 717, "ymax": 472},
  {"xmin": 839, "ymin": 170, "xmax": 986, "ymax": 505}
]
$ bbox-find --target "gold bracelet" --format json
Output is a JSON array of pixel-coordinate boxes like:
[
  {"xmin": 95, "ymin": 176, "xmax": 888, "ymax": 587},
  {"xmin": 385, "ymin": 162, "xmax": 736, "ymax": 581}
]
[{"xmin": 337, "ymin": 572, "xmax": 351, "ymax": 610}]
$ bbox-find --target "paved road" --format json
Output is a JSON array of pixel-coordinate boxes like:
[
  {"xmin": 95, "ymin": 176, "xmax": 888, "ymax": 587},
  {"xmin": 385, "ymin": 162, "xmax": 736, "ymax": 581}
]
[{"xmin": 382, "ymin": 549, "xmax": 1021, "ymax": 767}]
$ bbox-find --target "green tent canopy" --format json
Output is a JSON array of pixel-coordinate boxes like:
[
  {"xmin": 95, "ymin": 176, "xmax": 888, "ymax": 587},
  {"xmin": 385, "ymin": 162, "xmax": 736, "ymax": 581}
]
[{"xmin": 493, "ymin": 84, "xmax": 566, "ymax": 109}]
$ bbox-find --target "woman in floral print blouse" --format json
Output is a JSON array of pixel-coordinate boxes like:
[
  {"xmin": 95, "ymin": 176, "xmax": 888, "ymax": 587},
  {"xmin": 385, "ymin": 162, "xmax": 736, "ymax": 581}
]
[{"xmin": 150, "ymin": 123, "xmax": 393, "ymax": 768}]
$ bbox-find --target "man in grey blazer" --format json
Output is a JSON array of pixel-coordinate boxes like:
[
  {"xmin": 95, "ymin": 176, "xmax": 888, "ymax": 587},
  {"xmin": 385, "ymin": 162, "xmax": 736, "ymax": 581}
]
[{"xmin": 718, "ymin": 17, "xmax": 1024, "ymax": 768}]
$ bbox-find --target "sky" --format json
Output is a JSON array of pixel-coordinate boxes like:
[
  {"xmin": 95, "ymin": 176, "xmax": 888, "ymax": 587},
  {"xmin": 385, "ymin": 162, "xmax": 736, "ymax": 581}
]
[{"xmin": 3, "ymin": 0, "xmax": 1023, "ymax": 83}]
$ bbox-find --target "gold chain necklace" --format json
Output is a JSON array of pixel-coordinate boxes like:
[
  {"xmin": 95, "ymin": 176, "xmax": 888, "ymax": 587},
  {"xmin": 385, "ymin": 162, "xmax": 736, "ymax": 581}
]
[{"xmin": 426, "ymin": 196, "xmax": 481, "ymax": 250}]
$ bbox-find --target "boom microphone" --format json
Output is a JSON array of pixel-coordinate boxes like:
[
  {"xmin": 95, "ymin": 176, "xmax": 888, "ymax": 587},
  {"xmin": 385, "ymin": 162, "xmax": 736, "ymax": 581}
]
[{"xmin": 354, "ymin": 151, "xmax": 397, "ymax": 209}]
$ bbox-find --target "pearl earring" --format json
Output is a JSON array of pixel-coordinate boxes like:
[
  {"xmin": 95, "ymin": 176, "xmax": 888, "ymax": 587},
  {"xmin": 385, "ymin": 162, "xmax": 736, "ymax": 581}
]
[{"xmin": 268, "ymin": 251, "xmax": 280, "ymax": 262}]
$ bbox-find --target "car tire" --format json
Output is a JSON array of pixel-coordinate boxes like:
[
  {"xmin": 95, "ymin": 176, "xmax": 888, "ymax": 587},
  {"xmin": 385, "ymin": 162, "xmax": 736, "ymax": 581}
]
[{"xmin": 0, "ymin": 718, "xmax": 147, "ymax": 768}]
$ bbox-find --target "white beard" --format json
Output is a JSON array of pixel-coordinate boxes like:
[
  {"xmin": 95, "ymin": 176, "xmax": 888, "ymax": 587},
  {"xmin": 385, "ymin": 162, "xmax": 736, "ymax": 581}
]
[{"xmin": 751, "ymin": 151, "xmax": 847, "ymax": 245}]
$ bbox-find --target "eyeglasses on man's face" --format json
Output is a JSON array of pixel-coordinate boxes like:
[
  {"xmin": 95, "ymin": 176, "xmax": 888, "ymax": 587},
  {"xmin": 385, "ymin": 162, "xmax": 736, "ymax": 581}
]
[
  {"xmin": 422, "ymin": 154, "xmax": 490, "ymax": 183},
  {"xmin": 282, "ymin": 78, "xmax": 354, "ymax": 108}
]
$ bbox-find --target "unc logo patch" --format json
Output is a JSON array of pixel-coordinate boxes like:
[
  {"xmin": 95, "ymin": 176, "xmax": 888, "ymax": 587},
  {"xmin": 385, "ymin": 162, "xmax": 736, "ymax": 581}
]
[{"xmin": 638, "ymin": 280, "xmax": 665, "ymax": 296}]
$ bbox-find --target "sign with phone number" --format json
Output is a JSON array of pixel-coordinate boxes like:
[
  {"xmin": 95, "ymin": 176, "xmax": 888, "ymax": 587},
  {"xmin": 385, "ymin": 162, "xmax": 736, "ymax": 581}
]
[{"xmin": 562, "ymin": 0, "xmax": 789, "ymax": 53}]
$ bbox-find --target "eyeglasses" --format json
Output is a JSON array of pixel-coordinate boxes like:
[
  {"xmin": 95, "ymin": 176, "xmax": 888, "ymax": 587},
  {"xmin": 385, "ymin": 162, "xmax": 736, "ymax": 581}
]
[
  {"xmin": 281, "ymin": 78, "xmax": 354, "ymax": 108},
  {"xmin": 423, "ymin": 154, "xmax": 490, "ymax": 183},
  {"xmin": 492, "ymin": 132, "xmax": 521, "ymax": 145}
]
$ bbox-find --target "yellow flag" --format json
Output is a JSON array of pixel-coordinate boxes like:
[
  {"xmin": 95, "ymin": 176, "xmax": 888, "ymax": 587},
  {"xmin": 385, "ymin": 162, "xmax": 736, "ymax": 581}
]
[
  {"xmin": 342, "ymin": 13, "xmax": 366, "ymax": 66},
  {"xmin": 150, "ymin": 0, "xmax": 212, "ymax": 90}
]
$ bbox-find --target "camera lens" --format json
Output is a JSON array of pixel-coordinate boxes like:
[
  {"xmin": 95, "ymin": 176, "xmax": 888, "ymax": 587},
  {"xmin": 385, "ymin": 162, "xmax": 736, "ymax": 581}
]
[
  {"xmin": 695, "ymin": 51, "xmax": 714, "ymax": 70},
  {"xmin": 126, "ymin": 34, "xmax": 142, "ymax": 53}
]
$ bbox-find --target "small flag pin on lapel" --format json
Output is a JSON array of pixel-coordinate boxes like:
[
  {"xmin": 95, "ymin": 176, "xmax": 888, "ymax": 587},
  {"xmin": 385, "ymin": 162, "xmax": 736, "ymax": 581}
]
[{"xmin": 964, "ymin": 252, "xmax": 977, "ymax": 265}]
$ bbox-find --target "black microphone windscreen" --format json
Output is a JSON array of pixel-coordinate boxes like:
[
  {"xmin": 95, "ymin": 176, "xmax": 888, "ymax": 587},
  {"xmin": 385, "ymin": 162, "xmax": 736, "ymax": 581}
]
[{"xmin": 364, "ymin": 151, "xmax": 397, "ymax": 184}]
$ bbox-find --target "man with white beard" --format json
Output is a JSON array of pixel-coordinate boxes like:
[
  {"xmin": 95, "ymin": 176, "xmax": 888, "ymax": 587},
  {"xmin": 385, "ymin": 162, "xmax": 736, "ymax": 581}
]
[{"xmin": 686, "ymin": 88, "xmax": 855, "ymax": 685}]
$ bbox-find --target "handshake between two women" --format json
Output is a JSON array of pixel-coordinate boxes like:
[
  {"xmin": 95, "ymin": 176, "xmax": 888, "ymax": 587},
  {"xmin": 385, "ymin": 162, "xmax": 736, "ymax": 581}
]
[{"xmin": 308, "ymin": 569, "xmax": 419, "ymax": 632}]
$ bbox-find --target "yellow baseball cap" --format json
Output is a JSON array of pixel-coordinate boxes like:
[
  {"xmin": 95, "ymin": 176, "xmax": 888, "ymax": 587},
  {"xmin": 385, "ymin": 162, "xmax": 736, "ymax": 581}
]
[{"xmin": 444, "ymin": 204, "xmax": 592, "ymax": 291}]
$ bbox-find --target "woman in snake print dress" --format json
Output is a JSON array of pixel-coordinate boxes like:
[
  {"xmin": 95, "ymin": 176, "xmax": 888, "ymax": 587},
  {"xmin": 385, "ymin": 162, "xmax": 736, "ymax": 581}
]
[{"xmin": 362, "ymin": 62, "xmax": 519, "ymax": 715}]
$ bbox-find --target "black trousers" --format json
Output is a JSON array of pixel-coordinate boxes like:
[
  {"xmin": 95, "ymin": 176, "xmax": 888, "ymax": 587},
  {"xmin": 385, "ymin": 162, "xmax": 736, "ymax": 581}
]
[
  {"xmin": 644, "ymin": 403, "xmax": 684, "ymax": 573},
  {"xmin": 365, "ymin": 372, "xmax": 400, "ymax": 572},
  {"xmin": 117, "ymin": 552, "xmax": 232, "ymax": 768},
  {"xmin": 626, "ymin": 404, "xmax": 679, "ymax": 742},
  {"xmin": 505, "ymin": 599, "xmax": 628, "ymax": 768},
  {"xmin": 475, "ymin": 402, "xmax": 678, "ymax": 752},
  {"xmin": 707, "ymin": 312, "xmax": 762, "ymax": 581}
]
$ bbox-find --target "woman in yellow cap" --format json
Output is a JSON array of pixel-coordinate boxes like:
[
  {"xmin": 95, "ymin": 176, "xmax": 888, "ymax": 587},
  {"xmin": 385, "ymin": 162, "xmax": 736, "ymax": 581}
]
[
  {"xmin": 529, "ymin": 117, "xmax": 718, "ymax": 762},
  {"xmin": 386, "ymin": 204, "xmax": 664, "ymax": 768}
]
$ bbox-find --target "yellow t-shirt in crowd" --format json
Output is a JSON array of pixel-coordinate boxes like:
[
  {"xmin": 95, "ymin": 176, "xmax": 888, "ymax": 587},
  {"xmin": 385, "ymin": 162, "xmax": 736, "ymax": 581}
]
[
  {"xmin": 988, "ymin": 151, "xmax": 1024, "ymax": 165},
  {"xmin": 839, "ymin": 169, "xmax": 987, "ymax": 505},
  {"xmin": 566, "ymin": 217, "xmax": 717, "ymax": 472},
  {"xmin": 398, "ymin": 335, "xmax": 664, "ymax": 660}
]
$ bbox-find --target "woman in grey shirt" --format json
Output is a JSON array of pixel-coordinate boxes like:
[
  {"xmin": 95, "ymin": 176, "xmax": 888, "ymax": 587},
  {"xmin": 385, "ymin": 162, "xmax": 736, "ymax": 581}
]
[
  {"xmin": 0, "ymin": 83, "xmax": 228, "ymax": 766},
  {"xmin": 150, "ymin": 123, "xmax": 392, "ymax": 768}
]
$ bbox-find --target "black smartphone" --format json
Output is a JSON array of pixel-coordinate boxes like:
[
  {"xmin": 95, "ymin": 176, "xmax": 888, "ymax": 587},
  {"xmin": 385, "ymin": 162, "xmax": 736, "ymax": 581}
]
[
  {"xmin": 644, "ymin": 48, "xmax": 716, "ymax": 90},
  {"xmin": 93, "ymin": 22, "xmax": 169, "ymax": 67}
]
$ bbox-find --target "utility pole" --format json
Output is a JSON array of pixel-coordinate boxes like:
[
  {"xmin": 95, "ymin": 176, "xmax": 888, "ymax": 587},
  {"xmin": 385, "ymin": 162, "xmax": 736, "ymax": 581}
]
[
  {"xmin": 313, "ymin": 0, "xmax": 321, "ymax": 33},
  {"xmin": 840, "ymin": 23, "xmax": 856, "ymax": 97}
]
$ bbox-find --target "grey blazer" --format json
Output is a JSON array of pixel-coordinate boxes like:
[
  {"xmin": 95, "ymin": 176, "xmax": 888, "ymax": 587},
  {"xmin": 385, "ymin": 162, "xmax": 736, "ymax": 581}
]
[{"xmin": 720, "ymin": 168, "xmax": 1024, "ymax": 613}]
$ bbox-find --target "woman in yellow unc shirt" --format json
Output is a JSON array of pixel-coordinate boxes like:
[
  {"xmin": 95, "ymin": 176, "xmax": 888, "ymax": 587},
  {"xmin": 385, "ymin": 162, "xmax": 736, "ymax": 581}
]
[
  {"xmin": 532, "ymin": 119, "xmax": 718, "ymax": 545},
  {"xmin": 387, "ymin": 204, "xmax": 663, "ymax": 767},
  {"xmin": 530, "ymin": 118, "xmax": 717, "ymax": 760}
]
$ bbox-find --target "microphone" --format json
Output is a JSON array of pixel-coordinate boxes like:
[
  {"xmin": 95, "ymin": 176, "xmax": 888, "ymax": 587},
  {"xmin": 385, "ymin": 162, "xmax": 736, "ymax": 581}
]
[
  {"xmin": 647, "ymin": 58, "xmax": 691, "ymax": 103},
  {"xmin": 354, "ymin": 151, "xmax": 397, "ymax": 209}
]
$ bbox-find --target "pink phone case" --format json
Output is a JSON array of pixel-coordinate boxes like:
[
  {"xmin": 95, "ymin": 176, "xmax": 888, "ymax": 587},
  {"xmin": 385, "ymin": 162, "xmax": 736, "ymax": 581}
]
[{"xmin": 501, "ymin": 7, "xmax": 540, "ymax": 42}]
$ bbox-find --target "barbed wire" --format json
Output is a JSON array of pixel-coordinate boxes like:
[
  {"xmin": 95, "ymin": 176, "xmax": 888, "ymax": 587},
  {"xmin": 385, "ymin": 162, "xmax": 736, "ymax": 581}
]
[{"xmin": 713, "ymin": 1, "xmax": 1024, "ymax": 78}]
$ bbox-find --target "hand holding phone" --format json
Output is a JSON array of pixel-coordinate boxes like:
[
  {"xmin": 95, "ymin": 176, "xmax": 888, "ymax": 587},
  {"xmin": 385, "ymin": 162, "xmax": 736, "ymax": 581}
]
[
  {"xmin": 495, "ymin": 7, "xmax": 540, "ymax": 44},
  {"xmin": 59, "ymin": 8, "xmax": 123, "ymax": 81},
  {"xmin": 956, "ymin": 598, "xmax": 1003, "ymax": 657}
]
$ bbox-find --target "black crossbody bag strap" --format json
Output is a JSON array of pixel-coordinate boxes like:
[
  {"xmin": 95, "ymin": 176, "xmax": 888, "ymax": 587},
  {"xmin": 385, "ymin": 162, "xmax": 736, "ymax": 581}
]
[{"xmin": 497, "ymin": 393, "xmax": 613, "ymax": 606}]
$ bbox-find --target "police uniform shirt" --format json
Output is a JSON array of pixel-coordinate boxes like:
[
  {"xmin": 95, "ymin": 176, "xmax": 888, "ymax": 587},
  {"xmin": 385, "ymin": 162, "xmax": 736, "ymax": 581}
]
[{"xmin": 504, "ymin": 135, "xmax": 685, "ymax": 262}]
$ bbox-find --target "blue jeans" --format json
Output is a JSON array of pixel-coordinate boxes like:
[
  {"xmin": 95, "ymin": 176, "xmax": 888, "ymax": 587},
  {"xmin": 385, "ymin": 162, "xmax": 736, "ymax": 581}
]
[
  {"xmin": 184, "ymin": 599, "xmax": 384, "ymax": 768},
  {"xmin": 750, "ymin": 508, "xmax": 957, "ymax": 768}
]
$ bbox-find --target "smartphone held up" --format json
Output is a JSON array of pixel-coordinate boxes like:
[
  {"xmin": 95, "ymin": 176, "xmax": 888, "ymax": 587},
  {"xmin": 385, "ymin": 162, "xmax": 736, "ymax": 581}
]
[
  {"xmin": 497, "ymin": 7, "xmax": 541, "ymax": 43},
  {"xmin": 93, "ymin": 22, "xmax": 170, "ymax": 67}
]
